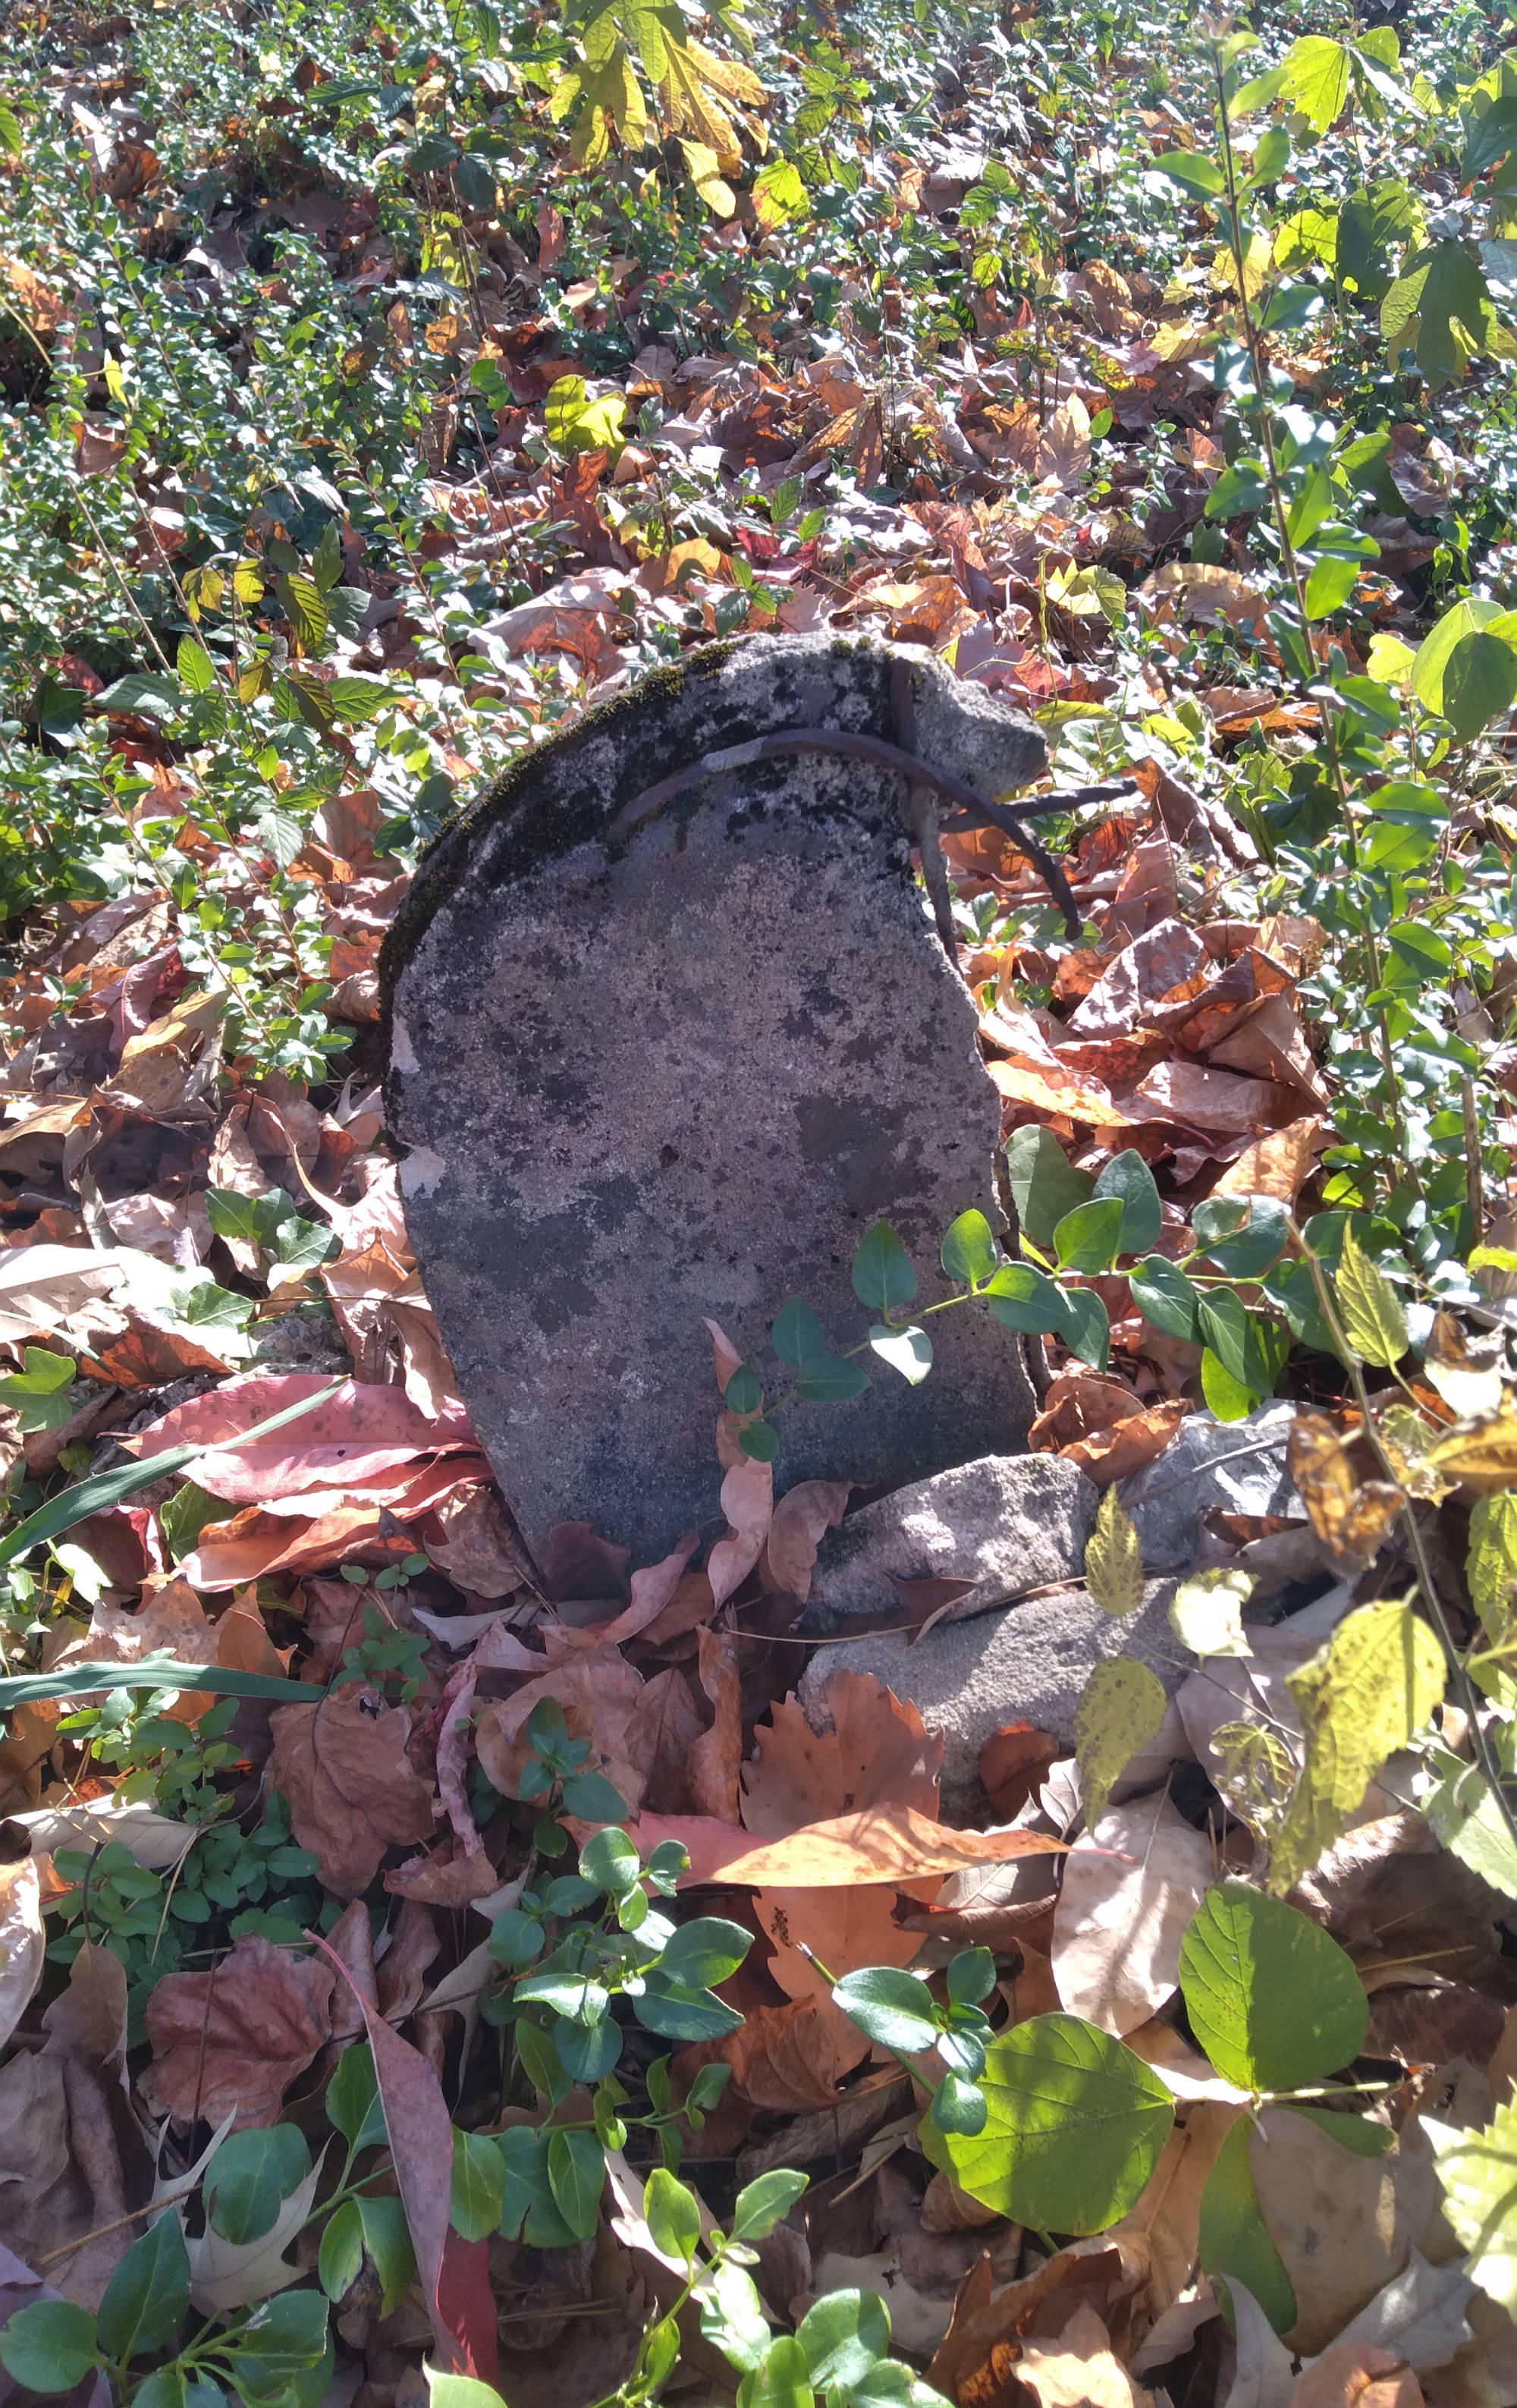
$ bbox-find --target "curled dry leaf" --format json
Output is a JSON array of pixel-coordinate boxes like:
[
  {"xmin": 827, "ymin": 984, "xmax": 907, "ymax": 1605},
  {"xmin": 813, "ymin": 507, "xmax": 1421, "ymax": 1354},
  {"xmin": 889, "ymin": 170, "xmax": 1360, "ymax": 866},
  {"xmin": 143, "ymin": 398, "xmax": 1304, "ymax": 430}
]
[
  {"xmin": 268, "ymin": 1687, "xmax": 438, "ymax": 1897},
  {"xmin": 707, "ymin": 1451, "xmax": 774, "ymax": 1609},
  {"xmin": 0, "ymin": 1857, "xmax": 43, "ymax": 2054},
  {"xmin": 687, "ymin": 1625, "xmax": 743, "ymax": 1822},
  {"xmin": 140, "ymin": 1932, "xmax": 334, "ymax": 2129},
  {"xmin": 1289, "ymin": 2345, "xmax": 1424, "ymax": 2408},
  {"xmin": 762, "ymin": 1479, "xmax": 851, "ymax": 1601},
  {"xmin": 1287, "ymin": 1413, "xmax": 1403, "ymax": 1571},
  {"xmin": 1016, "ymin": 2303, "xmax": 1156, "ymax": 2408}
]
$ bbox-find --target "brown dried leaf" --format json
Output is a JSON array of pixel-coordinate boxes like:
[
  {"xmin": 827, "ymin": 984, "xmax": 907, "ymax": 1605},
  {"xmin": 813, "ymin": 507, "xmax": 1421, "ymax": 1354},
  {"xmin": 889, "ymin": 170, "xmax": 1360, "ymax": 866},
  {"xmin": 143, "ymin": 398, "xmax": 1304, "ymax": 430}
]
[
  {"xmin": 268, "ymin": 1687, "xmax": 438, "ymax": 1897},
  {"xmin": 1287, "ymin": 1412, "xmax": 1403, "ymax": 1570},
  {"xmin": 688, "ymin": 1626, "xmax": 743, "ymax": 1821},
  {"xmin": 140, "ymin": 1933, "xmax": 334, "ymax": 2129},
  {"xmin": 762, "ymin": 1479, "xmax": 851, "ymax": 1602},
  {"xmin": 743, "ymin": 1672, "xmax": 943, "ymax": 1835}
]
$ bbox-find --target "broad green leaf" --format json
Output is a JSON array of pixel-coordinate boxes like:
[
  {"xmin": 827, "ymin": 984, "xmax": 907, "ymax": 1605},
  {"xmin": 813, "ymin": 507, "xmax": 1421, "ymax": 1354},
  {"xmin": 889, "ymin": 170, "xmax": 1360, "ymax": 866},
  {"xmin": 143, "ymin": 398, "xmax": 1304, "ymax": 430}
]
[
  {"xmin": 1304, "ymin": 554, "xmax": 1362, "ymax": 618},
  {"xmin": 985, "ymin": 1265, "xmax": 1070, "ymax": 1336},
  {"xmin": 206, "ymin": 2124, "xmax": 313, "ymax": 2243},
  {"xmin": 1336, "ymin": 181, "xmax": 1422, "ymax": 302},
  {"xmin": 925, "ymin": 2013, "xmax": 1173, "ymax": 2231},
  {"xmin": 1335, "ymin": 1224, "xmax": 1409, "ymax": 1366},
  {"xmin": 452, "ymin": 2128, "xmax": 507, "ymax": 2240},
  {"xmin": 498, "ymin": 2127, "xmax": 574, "ymax": 2247},
  {"xmin": 634, "ymin": 1969, "xmax": 745, "ymax": 2042},
  {"xmin": 853, "ymin": 1221, "xmax": 918, "ymax": 1312},
  {"xmin": 1425, "ymin": 2098, "xmax": 1517, "ymax": 2315},
  {"xmin": 1270, "ymin": 1602, "xmax": 1446, "ymax": 1892},
  {"xmin": 833, "ymin": 1966, "xmax": 938, "ymax": 2055},
  {"xmin": 1421, "ymin": 1750, "xmax": 1517, "ymax": 1898},
  {"xmin": 544, "ymin": 373, "xmax": 627, "ymax": 457},
  {"xmin": 1198, "ymin": 2118, "xmax": 1297, "ymax": 2334},
  {"xmin": 1280, "ymin": 35, "xmax": 1350, "ymax": 133},
  {"xmin": 796, "ymin": 2289, "xmax": 891, "ymax": 2388},
  {"xmin": 658, "ymin": 1916, "xmax": 752, "ymax": 1990},
  {"xmin": 547, "ymin": 2127, "xmax": 605, "ymax": 2240},
  {"xmin": 771, "ymin": 1296, "xmax": 828, "ymax": 1371},
  {"xmin": 176, "ymin": 634, "xmax": 217, "ymax": 693},
  {"xmin": 699, "ymin": 2256, "xmax": 771, "ymax": 2372},
  {"xmin": 644, "ymin": 2167, "xmax": 702, "ymax": 2267},
  {"xmin": 724, "ymin": 1365, "xmax": 763, "ymax": 1414},
  {"xmin": 1169, "ymin": 1569, "xmax": 1254, "ymax": 1659},
  {"xmin": 752, "ymin": 159, "xmax": 808, "ymax": 229},
  {"xmin": 278, "ymin": 571, "xmax": 329, "ymax": 654},
  {"xmin": 97, "ymin": 2212, "xmax": 190, "ymax": 2359},
  {"xmin": 319, "ymin": 2196, "xmax": 414, "ymax": 2318},
  {"xmin": 940, "ymin": 1209, "xmax": 999, "ymax": 1287},
  {"xmin": 1383, "ymin": 240, "xmax": 1509, "ymax": 386},
  {"xmin": 1192, "ymin": 1196, "xmax": 1289, "ymax": 1281},
  {"xmin": 1085, "ymin": 1488, "xmax": 1144, "ymax": 1617},
  {"xmin": 0, "ymin": 1346, "xmax": 76, "ymax": 1432},
  {"xmin": 868, "ymin": 1324, "xmax": 932, "ymax": 1384},
  {"xmin": 427, "ymin": 2378, "xmax": 510, "ymax": 2408},
  {"xmin": 1053, "ymin": 1197, "xmax": 1125, "ymax": 1275},
  {"xmin": 1076, "ymin": 1658, "xmax": 1168, "ymax": 1828},
  {"xmin": 731, "ymin": 2169, "xmax": 809, "ymax": 2241},
  {"xmin": 793, "ymin": 1354, "xmax": 872, "ymax": 1405},
  {"xmin": 1387, "ymin": 920, "xmax": 1453, "ymax": 981},
  {"xmin": 327, "ymin": 676, "xmax": 394, "ymax": 726},
  {"xmin": 1129, "ymin": 1256, "xmax": 1202, "ymax": 1344},
  {"xmin": 1005, "ymin": 1126, "xmax": 1094, "ymax": 1246},
  {"xmin": 1412, "ymin": 596, "xmax": 1508, "ymax": 714},
  {"xmin": 0, "ymin": 2301, "xmax": 99, "ymax": 2393},
  {"xmin": 326, "ymin": 2043, "xmax": 387, "ymax": 2152},
  {"xmin": 1197, "ymin": 1290, "xmax": 1275, "ymax": 1395},
  {"xmin": 744, "ymin": 2336, "xmax": 812, "ymax": 2408},
  {"xmin": 223, "ymin": 2290, "xmax": 329, "ymax": 2391},
  {"xmin": 1441, "ymin": 628, "xmax": 1517, "ymax": 741},
  {"xmin": 1179, "ymin": 1879, "xmax": 1367, "ymax": 2089},
  {"xmin": 1153, "ymin": 149, "xmax": 1225, "ymax": 196},
  {"xmin": 1058, "ymin": 1286, "xmax": 1110, "ymax": 1372},
  {"xmin": 1201, "ymin": 1350, "xmax": 1258, "ymax": 1422},
  {"xmin": 1091, "ymin": 1152, "xmax": 1161, "ymax": 1256},
  {"xmin": 1468, "ymin": 1495, "xmax": 1517, "ymax": 1644}
]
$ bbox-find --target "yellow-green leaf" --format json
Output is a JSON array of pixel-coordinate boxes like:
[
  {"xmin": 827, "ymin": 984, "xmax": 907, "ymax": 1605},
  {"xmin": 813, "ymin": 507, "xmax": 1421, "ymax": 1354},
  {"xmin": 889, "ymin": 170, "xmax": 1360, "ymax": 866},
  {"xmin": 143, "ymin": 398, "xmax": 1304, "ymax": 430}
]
[
  {"xmin": 752, "ymin": 159, "xmax": 808, "ymax": 230},
  {"xmin": 1269, "ymin": 1602, "xmax": 1445, "ymax": 1893},
  {"xmin": 1280, "ymin": 35, "xmax": 1350, "ymax": 134},
  {"xmin": 1170, "ymin": 1568, "xmax": 1254, "ymax": 1658},
  {"xmin": 1334, "ymin": 1224, "xmax": 1409, "ymax": 1367},
  {"xmin": 1076, "ymin": 1658, "xmax": 1167, "ymax": 1828},
  {"xmin": 1468, "ymin": 1495, "xmax": 1517, "ymax": 1646},
  {"xmin": 1085, "ymin": 1487, "xmax": 1144, "ymax": 1617},
  {"xmin": 1425, "ymin": 2098, "xmax": 1517, "ymax": 2314}
]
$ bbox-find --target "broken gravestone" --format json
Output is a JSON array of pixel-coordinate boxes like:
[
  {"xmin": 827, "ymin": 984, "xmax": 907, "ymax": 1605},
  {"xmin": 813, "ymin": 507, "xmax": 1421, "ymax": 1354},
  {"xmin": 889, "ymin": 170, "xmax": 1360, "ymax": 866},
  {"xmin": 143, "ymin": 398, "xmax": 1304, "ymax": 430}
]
[{"xmin": 382, "ymin": 632, "xmax": 1048, "ymax": 1567}]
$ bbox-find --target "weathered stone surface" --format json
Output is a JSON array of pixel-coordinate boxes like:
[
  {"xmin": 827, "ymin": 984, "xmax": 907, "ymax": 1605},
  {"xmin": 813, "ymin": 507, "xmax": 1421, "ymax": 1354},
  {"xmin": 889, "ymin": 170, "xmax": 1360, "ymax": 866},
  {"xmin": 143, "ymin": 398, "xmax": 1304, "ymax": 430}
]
[
  {"xmin": 798, "ymin": 1577, "xmax": 1188, "ymax": 1809},
  {"xmin": 384, "ymin": 633, "xmax": 1047, "ymax": 1566},
  {"xmin": 1117, "ymin": 1401, "xmax": 1299, "ymax": 1573},
  {"xmin": 802, "ymin": 1453, "xmax": 1098, "ymax": 1628}
]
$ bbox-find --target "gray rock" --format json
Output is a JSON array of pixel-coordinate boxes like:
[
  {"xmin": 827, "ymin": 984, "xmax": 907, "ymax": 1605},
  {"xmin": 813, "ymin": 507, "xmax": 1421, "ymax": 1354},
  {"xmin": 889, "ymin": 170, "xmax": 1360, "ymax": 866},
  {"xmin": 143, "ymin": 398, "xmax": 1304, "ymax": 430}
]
[
  {"xmin": 383, "ymin": 633, "xmax": 1047, "ymax": 1566},
  {"xmin": 799, "ymin": 1577, "xmax": 1188, "ymax": 1809},
  {"xmin": 804, "ymin": 1452, "xmax": 1098, "ymax": 1628},
  {"xmin": 1117, "ymin": 1401, "xmax": 1299, "ymax": 1574}
]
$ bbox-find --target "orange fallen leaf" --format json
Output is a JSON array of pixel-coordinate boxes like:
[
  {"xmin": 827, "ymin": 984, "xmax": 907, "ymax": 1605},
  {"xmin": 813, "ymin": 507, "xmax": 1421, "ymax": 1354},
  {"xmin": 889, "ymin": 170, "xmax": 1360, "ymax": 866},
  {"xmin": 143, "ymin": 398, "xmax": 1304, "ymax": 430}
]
[{"xmin": 634, "ymin": 1804, "xmax": 1066, "ymax": 1887}]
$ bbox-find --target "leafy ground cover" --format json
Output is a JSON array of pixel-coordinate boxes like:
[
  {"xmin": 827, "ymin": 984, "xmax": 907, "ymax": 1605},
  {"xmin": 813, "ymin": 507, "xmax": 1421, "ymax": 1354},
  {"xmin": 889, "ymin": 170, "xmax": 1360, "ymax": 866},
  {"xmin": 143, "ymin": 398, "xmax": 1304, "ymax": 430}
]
[{"xmin": 5, "ymin": 0, "xmax": 1517, "ymax": 2402}]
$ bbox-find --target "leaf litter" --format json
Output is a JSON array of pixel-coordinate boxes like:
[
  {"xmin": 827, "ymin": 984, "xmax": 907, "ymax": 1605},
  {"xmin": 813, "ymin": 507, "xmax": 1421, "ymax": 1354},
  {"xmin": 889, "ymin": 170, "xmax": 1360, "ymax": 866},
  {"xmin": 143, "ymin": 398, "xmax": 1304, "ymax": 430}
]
[{"xmin": 2, "ymin": 0, "xmax": 1517, "ymax": 2400}]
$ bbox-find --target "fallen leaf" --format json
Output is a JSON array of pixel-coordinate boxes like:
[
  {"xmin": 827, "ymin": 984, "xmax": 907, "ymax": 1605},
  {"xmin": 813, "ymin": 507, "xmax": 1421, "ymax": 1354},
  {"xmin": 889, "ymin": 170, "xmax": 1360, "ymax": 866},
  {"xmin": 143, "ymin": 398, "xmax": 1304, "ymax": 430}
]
[
  {"xmin": 708, "ymin": 1453, "xmax": 774, "ymax": 1609},
  {"xmin": 743, "ymin": 1673, "xmax": 943, "ymax": 1834},
  {"xmin": 688, "ymin": 1626, "xmax": 743, "ymax": 1820},
  {"xmin": 981, "ymin": 1723, "xmax": 1062, "ymax": 1819},
  {"xmin": 1290, "ymin": 2345, "xmax": 1424, "ymax": 2408},
  {"xmin": 618, "ymin": 1668, "xmax": 705, "ymax": 1815},
  {"xmin": 426, "ymin": 1483, "xmax": 532, "ymax": 1597},
  {"xmin": 187, "ymin": 2149, "xmax": 324, "ymax": 2315},
  {"xmin": 633, "ymin": 1804, "xmax": 1066, "ymax": 1886},
  {"xmin": 140, "ymin": 1933, "xmax": 334, "ymax": 2128},
  {"xmin": 476, "ymin": 1648, "xmax": 644, "ymax": 1812},
  {"xmin": 1016, "ymin": 2302, "xmax": 1156, "ymax": 2408},
  {"xmin": 124, "ymin": 1370, "xmax": 476, "ymax": 1499},
  {"xmin": 1051, "ymin": 1793, "xmax": 1215, "ymax": 2036},
  {"xmin": 1248, "ymin": 2106, "xmax": 1440, "ymax": 2354},
  {"xmin": 0, "ymin": 1858, "xmax": 43, "ymax": 2053},
  {"xmin": 680, "ymin": 1991, "xmax": 872, "ymax": 2111},
  {"xmin": 1321, "ymin": 2252, "xmax": 1476, "ymax": 2376},
  {"xmin": 268, "ymin": 1687, "xmax": 438, "ymax": 1897},
  {"xmin": 762, "ymin": 1479, "xmax": 851, "ymax": 1601},
  {"xmin": 1286, "ymin": 1413, "xmax": 1402, "ymax": 1572}
]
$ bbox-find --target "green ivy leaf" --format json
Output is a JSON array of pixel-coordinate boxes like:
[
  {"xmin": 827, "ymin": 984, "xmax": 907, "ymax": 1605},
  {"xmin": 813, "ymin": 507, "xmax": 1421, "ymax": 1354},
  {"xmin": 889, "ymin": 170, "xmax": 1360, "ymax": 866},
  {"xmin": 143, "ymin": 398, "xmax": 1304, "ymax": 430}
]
[
  {"xmin": 731, "ymin": 2169, "xmax": 809, "ymax": 2240},
  {"xmin": 853, "ymin": 1221, "xmax": 918, "ymax": 1312},
  {"xmin": 97, "ymin": 2212, "xmax": 190, "ymax": 2360},
  {"xmin": 644, "ymin": 2166, "xmax": 702, "ymax": 2267},
  {"xmin": 939, "ymin": 1209, "xmax": 999, "ymax": 1287},
  {"xmin": 1005, "ymin": 1127, "xmax": 1094, "ymax": 1246},
  {"xmin": 0, "ymin": 2301, "xmax": 100, "ymax": 2394},
  {"xmin": 452, "ymin": 2128, "xmax": 508, "ymax": 2240},
  {"xmin": 206, "ymin": 2124, "xmax": 313, "ymax": 2243},
  {"xmin": 771, "ymin": 1297, "xmax": 828, "ymax": 1370},
  {"xmin": 1052, "ymin": 1197, "xmax": 1126, "ymax": 1275},
  {"xmin": 1129, "ymin": 1256, "xmax": 1202, "ymax": 1344},
  {"xmin": 658, "ymin": 1916, "xmax": 752, "ymax": 1989},
  {"xmin": 833, "ymin": 1966, "xmax": 939, "ymax": 2054},
  {"xmin": 795, "ymin": 2288, "xmax": 891, "ymax": 2390},
  {"xmin": 1091, "ymin": 1152, "xmax": 1161, "ymax": 1256},
  {"xmin": 548, "ymin": 2127, "xmax": 605, "ymax": 2240}
]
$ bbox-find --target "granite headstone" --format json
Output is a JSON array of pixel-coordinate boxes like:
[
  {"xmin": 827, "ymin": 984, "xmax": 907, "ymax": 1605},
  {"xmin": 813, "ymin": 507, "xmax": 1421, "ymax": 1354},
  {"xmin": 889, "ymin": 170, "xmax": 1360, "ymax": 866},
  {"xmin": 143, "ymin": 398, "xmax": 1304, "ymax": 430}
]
[{"xmin": 382, "ymin": 632, "xmax": 1047, "ymax": 1564}]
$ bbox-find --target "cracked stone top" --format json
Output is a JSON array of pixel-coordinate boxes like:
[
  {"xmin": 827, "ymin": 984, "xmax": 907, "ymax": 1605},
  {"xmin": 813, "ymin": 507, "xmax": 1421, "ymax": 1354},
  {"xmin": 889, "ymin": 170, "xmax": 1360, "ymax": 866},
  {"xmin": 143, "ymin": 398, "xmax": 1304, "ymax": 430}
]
[{"xmin": 382, "ymin": 631, "xmax": 1047, "ymax": 1565}]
